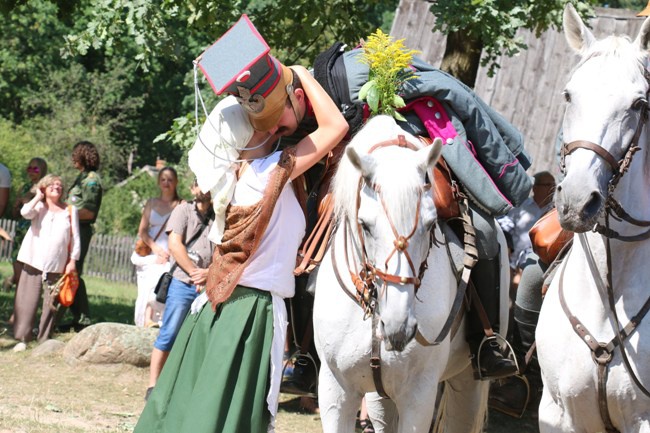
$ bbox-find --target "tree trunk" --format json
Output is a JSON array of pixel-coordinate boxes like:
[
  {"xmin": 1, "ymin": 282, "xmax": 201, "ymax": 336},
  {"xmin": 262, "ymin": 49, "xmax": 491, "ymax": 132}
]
[{"xmin": 439, "ymin": 31, "xmax": 483, "ymax": 88}]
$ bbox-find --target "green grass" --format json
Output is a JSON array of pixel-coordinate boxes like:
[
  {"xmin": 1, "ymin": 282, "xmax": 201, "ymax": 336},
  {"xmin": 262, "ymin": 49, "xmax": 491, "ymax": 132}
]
[{"xmin": 0, "ymin": 260, "xmax": 137, "ymax": 326}]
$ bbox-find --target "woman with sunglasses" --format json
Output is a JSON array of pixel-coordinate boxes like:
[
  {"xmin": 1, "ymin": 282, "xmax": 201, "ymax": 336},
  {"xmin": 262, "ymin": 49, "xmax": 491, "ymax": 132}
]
[{"xmin": 5, "ymin": 158, "xmax": 47, "ymax": 299}]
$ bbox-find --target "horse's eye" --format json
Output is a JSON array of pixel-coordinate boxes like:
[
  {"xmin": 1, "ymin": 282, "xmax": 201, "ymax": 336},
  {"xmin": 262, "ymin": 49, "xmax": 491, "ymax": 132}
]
[
  {"xmin": 632, "ymin": 98, "xmax": 648, "ymax": 111},
  {"xmin": 358, "ymin": 219, "xmax": 370, "ymax": 233},
  {"xmin": 562, "ymin": 90, "xmax": 571, "ymax": 103}
]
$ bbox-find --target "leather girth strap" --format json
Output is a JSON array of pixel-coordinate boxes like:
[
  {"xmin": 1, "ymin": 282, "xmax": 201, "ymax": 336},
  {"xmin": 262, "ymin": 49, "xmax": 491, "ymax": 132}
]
[{"xmin": 415, "ymin": 197, "xmax": 479, "ymax": 346}]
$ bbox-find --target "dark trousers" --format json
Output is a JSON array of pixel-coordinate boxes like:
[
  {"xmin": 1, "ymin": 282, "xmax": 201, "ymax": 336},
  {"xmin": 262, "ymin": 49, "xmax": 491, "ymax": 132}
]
[{"xmin": 70, "ymin": 223, "xmax": 93, "ymax": 321}]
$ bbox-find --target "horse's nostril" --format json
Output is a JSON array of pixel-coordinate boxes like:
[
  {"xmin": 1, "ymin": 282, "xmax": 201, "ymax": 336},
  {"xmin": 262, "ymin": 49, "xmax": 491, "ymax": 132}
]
[{"xmin": 583, "ymin": 192, "xmax": 602, "ymax": 217}]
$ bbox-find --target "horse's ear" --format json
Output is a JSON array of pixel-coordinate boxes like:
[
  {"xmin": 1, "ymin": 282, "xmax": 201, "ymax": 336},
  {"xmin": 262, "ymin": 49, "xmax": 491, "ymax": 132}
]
[
  {"xmin": 635, "ymin": 17, "xmax": 650, "ymax": 50},
  {"xmin": 418, "ymin": 137, "xmax": 442, "ymax": 170},
  {"xmin": 563, "ymin": 2, "xmax": 595, "ymax": 53},
  {"xmin": 347, "ymin": 146, "xmax": 376, "ymax": 180}
]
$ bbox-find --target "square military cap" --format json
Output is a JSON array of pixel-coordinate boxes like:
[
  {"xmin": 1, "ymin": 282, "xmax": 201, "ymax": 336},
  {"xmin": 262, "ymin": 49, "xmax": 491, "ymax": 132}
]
[{"xmin": 196, "ymin": 14, "xmax": 292, "ymax": 132}]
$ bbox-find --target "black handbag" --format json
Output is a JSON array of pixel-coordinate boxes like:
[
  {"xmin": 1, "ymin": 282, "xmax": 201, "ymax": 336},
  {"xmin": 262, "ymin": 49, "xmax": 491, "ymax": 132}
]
[
  {"xmin": 154, "ymin": 217, "xmax": 211, "ymax": 304},
  {"xmin": 154, "ymin": 272, "xmax": 174, "ymax": 304}
]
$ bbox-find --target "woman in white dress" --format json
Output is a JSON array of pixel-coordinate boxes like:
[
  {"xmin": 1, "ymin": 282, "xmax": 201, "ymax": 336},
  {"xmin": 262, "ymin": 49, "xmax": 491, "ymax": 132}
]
[{"xmin": 131, "ymin": 167, "xmax": 181, "ymax": 327}]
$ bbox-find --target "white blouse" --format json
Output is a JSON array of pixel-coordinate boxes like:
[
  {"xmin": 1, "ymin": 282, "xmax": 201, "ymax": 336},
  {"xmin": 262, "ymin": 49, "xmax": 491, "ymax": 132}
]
[{"xmin": 17, "ymin": 201, "xmax": 81, "ymax": 274}]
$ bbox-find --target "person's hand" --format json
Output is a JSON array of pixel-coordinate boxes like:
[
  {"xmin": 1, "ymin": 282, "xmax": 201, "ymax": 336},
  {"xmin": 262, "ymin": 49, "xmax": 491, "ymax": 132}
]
[
  {"xmin": 153, "ymin": 244, "xmax": 170, "ymax": 262},
  {"xmin": 189, "ymin": 267, "xmax": 209, "ymax": 286},
  {"xmin": 65, "ymin": 260, "xmax": 77, "ymax": 275},
  {"xmin": 34, "ymin": 188, "xmax": 44, "ymax": 202}
]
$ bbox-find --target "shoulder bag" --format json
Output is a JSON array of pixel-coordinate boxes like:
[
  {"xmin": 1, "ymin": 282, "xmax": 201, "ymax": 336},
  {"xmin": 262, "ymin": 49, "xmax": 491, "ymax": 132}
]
[
  {"xmin": 50, "ymin": 206, "xmax": 80, "ymax": 309},
  {"xmin": 154, "ymin": 215, "xmax": 210, "ymax": 303}
]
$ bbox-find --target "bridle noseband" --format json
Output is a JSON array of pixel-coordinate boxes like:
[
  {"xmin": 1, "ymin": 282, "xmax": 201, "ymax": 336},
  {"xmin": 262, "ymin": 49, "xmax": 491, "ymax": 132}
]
[
  {"xmin": 560, "ymin": 74, "xmax": 650, "ymax": 240},
  {"xmin": 355, "ymin": 135, "xmax": 432, "ymax": 296}
]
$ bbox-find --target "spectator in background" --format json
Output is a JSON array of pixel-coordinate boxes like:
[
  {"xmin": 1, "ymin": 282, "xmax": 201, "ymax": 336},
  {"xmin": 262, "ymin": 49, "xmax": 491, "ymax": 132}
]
[
  {"xmin": 12, "ymin": 174, "xmax": 80, "ymax": 352},
  {"xmin": 5, "ymin": 158, "xmax": 47, "ymax": 295},
  {"xmin": 0, "ymin": 162, "xmax": 10, "ymax": 218},
  {"xmin": 144, "ymin": 179, "xmax": 214, "ymax": 397},
  {"xmin": 62, "ymin": 141, "xmax": 103, "ymax": 330},
  {"xmin": 131, "ymin": 167, "xmax": 182, "ymax": 327},
  {"xmin": 505, "ymin": 171, "xmax": 556, "ymax": 288}
]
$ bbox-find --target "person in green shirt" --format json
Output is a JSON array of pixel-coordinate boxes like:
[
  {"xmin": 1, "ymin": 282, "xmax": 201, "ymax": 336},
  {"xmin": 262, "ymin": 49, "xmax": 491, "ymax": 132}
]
[{"xmin": 65, "ymin": 141, "xmax": 103, "ymax": 328}]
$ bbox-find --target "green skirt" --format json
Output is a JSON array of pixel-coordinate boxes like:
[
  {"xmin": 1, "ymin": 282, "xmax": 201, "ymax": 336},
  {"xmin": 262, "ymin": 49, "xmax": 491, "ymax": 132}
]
[{"xmin": 134, "ymin": 285, "xmax": 274, "ymax": 433}]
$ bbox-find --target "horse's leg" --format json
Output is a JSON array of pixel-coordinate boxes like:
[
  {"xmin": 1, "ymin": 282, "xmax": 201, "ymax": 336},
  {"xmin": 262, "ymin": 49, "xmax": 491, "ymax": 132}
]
[
  {"xmin": 432, "ymin": 364, "xmax": 489, "ymax": 433},
  {"xmin": 388, "ymin": 377, "xmax": 438, "ymax": 433},
  {"xmin": 317, "ymin": 364, "xmax": 360, "ymax": 433},
  {"xmin": 365, "ymin": 392, "xmax": 398, "ymax": 433},
  {"xmin": 537, "ymin": 385, "xmax": 567, "ymax": 433}
]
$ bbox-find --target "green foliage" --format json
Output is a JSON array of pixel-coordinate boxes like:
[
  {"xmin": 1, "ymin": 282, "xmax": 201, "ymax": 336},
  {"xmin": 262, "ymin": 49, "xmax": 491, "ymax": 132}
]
[
  {"xmin": 430, "ymin": 0, "xmax": 598, "ymax": 76},
  {"xmin": 94, "ymin": 170, "xmax": 159, "ymax": 235},
  {"xmin": 63, "ymin": 0, "xmax": 399, "ymax": 70},
  {"xmin": 94, "ymin": 166, "xmax": 194, "ymax": 235},
  {"xmin": 0, "ymin": 119, "xmax": 48, "ymax": 216},
  {"xmin": 0, "ymin": 0, "xmax": 70, "ymax": 123}
]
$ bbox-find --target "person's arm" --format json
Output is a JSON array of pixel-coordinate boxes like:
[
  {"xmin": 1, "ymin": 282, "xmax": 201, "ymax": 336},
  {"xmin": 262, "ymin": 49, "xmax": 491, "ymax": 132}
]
[
  {"xmin": 289, "ymin": 65, "xmax": 348, "ymax": 180},
  {"xmin": 20, "ymin": 188, "xmax": 44, "ymax": 220},
  {"xmin": 77, "ymin": 174, "xmax": 102, "ymax": 222},
  {"xmin": 65, "ymin": 206, "xmax": 80, "ymax": 274},
  {"xmin": 0, "ymin": 187, "xmax": 9, "ymax": 217},
  {"xmin": 0, "ymin": 227, "xmax": 11, "ymax": 242},
  {"xmin": 168, "ymin": 232, "xmax": 198, "ymax": 276},
  {"xmin": 136, "ymin": 199, "xmax": 168, "ymax": 260}
]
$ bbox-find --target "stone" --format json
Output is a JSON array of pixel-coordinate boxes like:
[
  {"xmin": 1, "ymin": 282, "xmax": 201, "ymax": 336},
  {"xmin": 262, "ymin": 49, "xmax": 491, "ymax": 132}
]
[
  {"xmin": 63, "ymin": 322, "xmax": 157, "ymax": 367},
  {"xmin": 31, "ymin": 339, "xmax": 65, "ymax": 357}
]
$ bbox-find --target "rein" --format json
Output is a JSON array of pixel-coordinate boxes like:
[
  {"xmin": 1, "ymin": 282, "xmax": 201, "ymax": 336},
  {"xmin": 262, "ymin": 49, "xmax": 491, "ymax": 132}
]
[{"xmin": 557, "ymin": 71, "xmax": 650, "ymax": 431}]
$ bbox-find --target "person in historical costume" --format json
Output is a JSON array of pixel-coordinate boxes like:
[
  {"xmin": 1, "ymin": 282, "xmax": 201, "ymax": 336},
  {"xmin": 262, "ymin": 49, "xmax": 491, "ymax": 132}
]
[{"xmin": 134, "ymin": 16, "xmax": 348, "ymax": 433}]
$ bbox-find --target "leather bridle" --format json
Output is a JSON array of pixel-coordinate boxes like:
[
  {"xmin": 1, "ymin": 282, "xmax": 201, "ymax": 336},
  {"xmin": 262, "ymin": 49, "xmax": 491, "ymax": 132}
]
[
  {"xmin": 558, "ymin": 71, "xmax": 650, "ymax": 433},
  {"xmin": 346, "ymin": 135, "xmax": 433, "ymax": 313},
  {"xmin": 560, "ymin": 71, "xmax": 650, "ymax": 240}
]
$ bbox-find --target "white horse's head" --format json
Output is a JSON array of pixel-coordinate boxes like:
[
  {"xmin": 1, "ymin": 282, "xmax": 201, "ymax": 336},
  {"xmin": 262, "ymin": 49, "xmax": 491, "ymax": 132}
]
[
  {"xmin": 332, "ymin": 115, "xmax": 442, "ymax": 351},
  {"xmin": 558, "ymin": 4, "xmax": 650, "ymax": 232}
]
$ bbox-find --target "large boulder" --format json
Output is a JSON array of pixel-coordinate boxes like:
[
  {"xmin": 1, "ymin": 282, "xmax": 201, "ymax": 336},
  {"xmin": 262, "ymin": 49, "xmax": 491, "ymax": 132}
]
[{"xmin": 63, "ymin": 322, "xmax": 157, "ymax": 367}]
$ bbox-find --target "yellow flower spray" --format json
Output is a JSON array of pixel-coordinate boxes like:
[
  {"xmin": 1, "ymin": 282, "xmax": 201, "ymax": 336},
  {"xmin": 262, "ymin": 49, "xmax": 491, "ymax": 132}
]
[{"xmin": 358, "ymin": 30, "xmax": 419, "ymax": 121}]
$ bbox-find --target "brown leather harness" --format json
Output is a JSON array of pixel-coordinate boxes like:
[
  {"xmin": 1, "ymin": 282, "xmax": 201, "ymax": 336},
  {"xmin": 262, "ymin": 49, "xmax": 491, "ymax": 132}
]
[
  {"xmin": 559, "ymin": 90, "xmax": 650, "ymax": 432},
  {"xmin": 330, "ymin": 135, "xmax": 478, "ymax": 397}
]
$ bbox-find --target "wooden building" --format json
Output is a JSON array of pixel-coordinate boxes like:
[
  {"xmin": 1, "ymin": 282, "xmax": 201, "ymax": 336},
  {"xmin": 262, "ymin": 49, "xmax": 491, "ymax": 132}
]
[{"xmin": 390, "ymin": 0, "xmax": 646, "ymax": 176}]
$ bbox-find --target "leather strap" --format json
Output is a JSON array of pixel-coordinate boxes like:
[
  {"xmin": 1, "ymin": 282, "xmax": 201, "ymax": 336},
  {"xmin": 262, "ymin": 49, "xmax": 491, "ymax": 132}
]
[
  {"xmin": 371, "ymin": 312, "xmax": 389, "ymax": 398},
  {"xmin": 415, "ymin": 197, "xmax": 478, "ymax": 346},
  {"xmin": 294, "ymin": 193, "xmax": 335, "ymax": 275},
  {"xmin": 563, "ymin": 140, "xmax": 620, "ymax": 172}
]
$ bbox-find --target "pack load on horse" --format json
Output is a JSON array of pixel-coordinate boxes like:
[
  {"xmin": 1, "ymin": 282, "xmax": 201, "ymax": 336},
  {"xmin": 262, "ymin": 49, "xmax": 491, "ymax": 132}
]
[
  {"xmin": 536, "ymin": 4, "xmax": 650, "ymax": 432},
  {"xmin": 301, "ymin": 31, "xmax": 533, "ymax": 386},
  {"xmin": 302, "ymin": 32, "xmax": 534, "ymax": 432}
]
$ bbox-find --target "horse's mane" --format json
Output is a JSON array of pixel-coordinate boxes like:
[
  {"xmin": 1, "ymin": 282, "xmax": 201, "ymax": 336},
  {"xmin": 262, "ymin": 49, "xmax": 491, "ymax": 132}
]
[
  {"xmin": 574, "ymin": 35, "xmax": 647, "ymax": 80},
  {"xmin": 331, "ymin": 115, "xmax": 428, "ymax": 232}
]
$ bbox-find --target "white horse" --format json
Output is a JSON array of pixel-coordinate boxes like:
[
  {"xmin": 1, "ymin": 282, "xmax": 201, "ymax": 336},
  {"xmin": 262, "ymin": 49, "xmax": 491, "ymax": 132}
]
[
  {"xmin": 536, "ymin": 4, "xmax": 650, "ymax": 433},
  {"xmin": 313, "ymin": 115, "xmax": 510, "ymax": 433}
]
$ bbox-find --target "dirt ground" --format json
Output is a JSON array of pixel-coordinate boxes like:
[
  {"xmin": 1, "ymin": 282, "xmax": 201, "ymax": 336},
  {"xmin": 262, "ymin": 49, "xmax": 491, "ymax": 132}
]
[{"xmin": 0, "ymin": 330, "xmax": 537, "ymax": 433}]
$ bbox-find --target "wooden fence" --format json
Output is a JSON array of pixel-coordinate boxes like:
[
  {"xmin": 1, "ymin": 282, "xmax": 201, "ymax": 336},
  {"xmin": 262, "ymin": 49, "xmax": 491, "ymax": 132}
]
[{"xmin": 0, "ymin": 218, "xmax": 137, "ymax": 284}]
